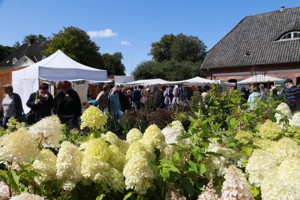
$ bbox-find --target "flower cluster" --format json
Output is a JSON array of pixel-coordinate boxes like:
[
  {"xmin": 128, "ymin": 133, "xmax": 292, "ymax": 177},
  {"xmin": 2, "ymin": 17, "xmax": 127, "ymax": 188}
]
[
  {"xmin": 126, "ymin": 128, "xmax": 143, "ymax": 144},
  {"xmin": 0, "ymin": 128, "xmax": 38, "ymax": 162},
  {"xmin": 29, "ymin": 115, "xmax": 65, "ymax": 148},
  {"xmin": 289, "ymin": 112, "xmax": 300, "ymax": 128},
  {"xmin": 123, "ymin": 155, "xmax": 154, "ymax": 195},
  {"xmin": 162, "ymin": 120, "xmax": 185, "ymax": 144},
  {"xmin": 246, "ymin": 137, "xmax": 300, "ymax": 199},
  {"xmin": 101, "ymin": 131, "xmax": 129, "ymax": 153},
  {"xmin": 275, "ymin": 102, "xmax": 292, "ymax": 124},
  {"xmin": 0, "ymin": 181, "xmax": 10, "ymax": 199},
  {"xmin": 81, "ymin": 138, "xmax": 125, "ymax": 192},
  {"xmin": 197, "ymin": 180, "xmax": 219, "ymax": 200},
  {"xmin": 258, "ymin": 119, "xmax": 283, "ymax": 140},
  {"xmin": 205, "ymin": 142, "xmax": 235, "ymax": 179},
  {"xmin": 33, "ymin": 149, "xmax": 57, "ymax": 184},
  {"xmin": 221, "ymin": 165, "xmax": 254, "ymax": 200},
  {"xmin": 56, "ymin": 141, "xmax": 83, "ymax": 191},
  {"xmin": 140, "ymin": 124, "xmax": 166, "ymax": 151},
  {"xmin": 11, "ymin": 192, "xmax": 44, "ymax": 200},
  {"xmin": 80, "ymin": 106, "xmax": 107, "ymax": 130}
]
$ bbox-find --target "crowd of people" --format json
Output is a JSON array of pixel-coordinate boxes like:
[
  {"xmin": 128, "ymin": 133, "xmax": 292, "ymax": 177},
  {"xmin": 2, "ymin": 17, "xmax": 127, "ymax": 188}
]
[{"xmin": 1, "ymin": 78, "xmax": 300, "ymax": 130}]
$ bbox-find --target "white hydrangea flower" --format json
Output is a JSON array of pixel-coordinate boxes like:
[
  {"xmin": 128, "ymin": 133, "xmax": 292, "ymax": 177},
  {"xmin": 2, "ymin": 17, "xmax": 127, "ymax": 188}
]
[
  {"xmin": 197, "ymin": 180, "xmax": 220, "ymax": 200},
  {"xmin": 0, "ymin": 128, "xmax": 38, "ymax": 163},
  {"xmin": 205, "ymin": 142, "xmax": 235, "ymax": 179},
  {"xmin": 162, "ymin": 120, "xmax": 185, "ymax": 144},
  {"xmin": 126, "ymin": 141, "xmax": 155, "ymax": 162},
  {"xmin": 221, "ymin": 165, "xmax": 254, "ymax": 200},
  {"xmin": 56, "ymin": 141, "xmax": 83, "ymax": 191},
  {"xmin": 101, "ymin": 131, "xmax": 129, "ymax": 153},
  {"xmin": 11, "ymin": 192, "xmax": 44, "ymax": 200},
  {"xmin": 126, "ymin": 128, "xmax": 143, "ymax": 144},
  {"xmin": 29, "ymin": 115, "xmax": 65, "ymax": 148},
  {"xmin": 0, "ymin": 181, "xmax": 10, "ymax": 199},
  {"xmin": 289, "ymin": 112, "xmax": 300, "ymax": 128},
  {"xmin": 246, "ymin": 149, "xmax": 277, "ymax": 186},
  {"xmin": 141, "ymin": 124, "xmax": 166, "ymax": 151},
  {"xmin": 123, "ymin": 155, "xmax": 154, "ymax": 195},
  {"xmin": 33, "ymin": 149, "xmax": 57, "ymax": 184},
  {"xmin": 275, "ymin": 102, "xmax": 292, "ymax": 125}
]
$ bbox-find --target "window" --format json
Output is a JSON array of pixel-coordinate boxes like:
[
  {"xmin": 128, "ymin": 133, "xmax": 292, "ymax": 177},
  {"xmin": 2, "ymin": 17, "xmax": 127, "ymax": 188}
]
[{"xmin": 279, "ymin": 31, "xmax": 300, "ymax": 40}]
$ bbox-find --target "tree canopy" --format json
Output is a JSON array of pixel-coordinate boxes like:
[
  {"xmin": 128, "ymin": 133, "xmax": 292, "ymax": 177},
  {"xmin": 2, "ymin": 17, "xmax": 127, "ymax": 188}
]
[
  {"xmin": 22, "ymin": 34, "xmax": 48, "ymax": 44},
  {"xmin": 0, "ymin": 45, "xmax": 15, "ymax": 63},
  {"xmin": 42, "ymin": 26, "xmax": 103, "ymax": 70},
  {"xmin": 134, "ymin": 33, "xmax": 206, "ymax": 80},
  {"xmin": 102, "ymin": 52, "xmax": 126, "ymax": 75},
  {"xmin": 43, "ymin": 26, "xmax": 125, "ymax": 75}
]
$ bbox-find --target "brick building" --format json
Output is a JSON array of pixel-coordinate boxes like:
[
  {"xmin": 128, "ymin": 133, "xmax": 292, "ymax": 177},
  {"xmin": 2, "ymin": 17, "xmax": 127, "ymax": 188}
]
[{"xmin": 201, "ymin": 6, "xmax": 300, "ymax": 85}]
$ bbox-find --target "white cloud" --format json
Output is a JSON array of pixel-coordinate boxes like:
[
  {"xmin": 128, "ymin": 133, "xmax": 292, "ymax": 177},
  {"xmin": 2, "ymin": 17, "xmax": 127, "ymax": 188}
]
[
  {"xmin": 120, "ymin": 40, "xmax": 132, "ymax": 46},
  {"xmin": 87, "ymin": 29, "xmax": 117, "ymax": 38}
]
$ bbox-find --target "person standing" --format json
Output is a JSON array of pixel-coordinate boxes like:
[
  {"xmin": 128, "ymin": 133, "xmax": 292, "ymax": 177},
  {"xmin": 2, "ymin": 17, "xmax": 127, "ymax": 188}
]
[
  {"xmin": 53, "ymin": 81, "xmax": 82, "ymax": 129},
  {"xmin": 247, "ymin": 86, "xmax": 261, "ymax": 111},
  {"xmin": 26, "ymin": 83, "xmax": 54, "ymax": 124},
  {"xmin": 118, "ymin": 85, "xmax": 130, "ymax": 113},
  {"xmin": 132, "ymin": 85, "xmax": 142, "ymax": 111},
  {"xmin": 109, "ymin": 87, "xmax": 122, "ymax": 129},
  {"xmin": 96, "ymin": 84, "xmax": 110, "ymax": 112},
  {"xmin": 0, "ymin": 85, "xmax": 23, "ymax": 128},
  {"xmin": 284, "ymin": 78, "xmax": 300, "ymax": 112}
]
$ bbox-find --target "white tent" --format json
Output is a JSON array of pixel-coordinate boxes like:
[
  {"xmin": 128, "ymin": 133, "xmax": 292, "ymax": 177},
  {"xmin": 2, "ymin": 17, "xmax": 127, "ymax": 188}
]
[
  {"xmin": 168, "ymin": 76, "xmax": 217, "ymax": 85},
  {"xmin": 237, "ymin": 74, "xmax": 284, "ymax": 84},
  {"xmin": 124, "ymin": 78, "xmax": 169, "ymax": 86},
  {"xmin": 12, "ymin": 50, "xmax": 109, "ymax": 113}
]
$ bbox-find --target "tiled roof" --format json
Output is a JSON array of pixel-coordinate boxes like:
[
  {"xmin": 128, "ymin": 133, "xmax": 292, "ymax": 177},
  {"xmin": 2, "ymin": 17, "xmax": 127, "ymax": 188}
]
[
  {"xmin": 201, "ymin": 6, "xmax": 300, "ymax": 70},
  {"xmin": 0, "ymin": 41, "xmax": 48, "ymax": 68}
]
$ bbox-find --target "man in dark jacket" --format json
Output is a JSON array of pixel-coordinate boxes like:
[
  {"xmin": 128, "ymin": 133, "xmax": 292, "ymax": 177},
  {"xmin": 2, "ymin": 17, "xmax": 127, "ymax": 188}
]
[
  {"xmin": 26, "ymin": 83, "xmax": 54, "ymax": 125},
  {"xmin": 53, "ymin": 81, "xmax": 81, "ymax": 129},
  {"xmin": 284, "ymin": 78, "xmax": 300, "ymax": 112}
]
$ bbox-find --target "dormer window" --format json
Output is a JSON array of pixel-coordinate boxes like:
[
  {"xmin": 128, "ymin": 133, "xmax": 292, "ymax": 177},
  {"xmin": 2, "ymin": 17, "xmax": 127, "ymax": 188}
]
[{"xmin": 279, "ymin": 31, "xmax": 300, "ymax": 40}]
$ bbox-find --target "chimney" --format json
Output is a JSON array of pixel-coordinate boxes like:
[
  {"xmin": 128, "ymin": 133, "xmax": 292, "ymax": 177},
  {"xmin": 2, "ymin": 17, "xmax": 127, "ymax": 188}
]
[
  {"xmin": 28, "ymin": 38, "xmax": 35, "ymax": 46},
  {"xmin": 280, "ymin": 6, "xmax": 285, "ymax": 12}
]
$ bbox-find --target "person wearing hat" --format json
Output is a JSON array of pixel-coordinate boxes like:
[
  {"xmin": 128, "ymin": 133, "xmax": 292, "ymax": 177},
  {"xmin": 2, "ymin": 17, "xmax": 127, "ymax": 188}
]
[
  {"xmin": 26, "ymin": 83, "xmax": 54, "ymax": 125},
  {"xmin": 53, "ymin": 81, "xmax": 82, "ymax": 129},
  {"xmin": 0, "ymin": 85, "xmax": 24, "ymax": 128},
  {"xmin": 284, "ymin": 78, "xmax": 300, "ymax": 112}
]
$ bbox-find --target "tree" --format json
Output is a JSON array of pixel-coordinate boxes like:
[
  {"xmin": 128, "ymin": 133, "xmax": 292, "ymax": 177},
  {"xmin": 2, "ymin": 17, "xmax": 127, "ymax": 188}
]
[
  {"xmin": 149, "ymin": 34, "xmax": 175, "ymax": 62},
  {"xmin": 22, "ymin": 34, "xmax": 48, "ymax": 44},
  {"xmin": 149, "ymin": 33, "xmax": 206, "ymax": 62},
  {"xmin": 0, "ymin": 45, "xmax": 15, "ymax": 62},
  {"xmin": 102, "ymin": 52, "xmax": 126, "ymax": 75},
  {"xmin": 134, "ymin": 33, "xmax": 207, "ymax": 80},
  {"xmin": 42, "ymin": 26, "xmax": 103, "ymax": 70}
]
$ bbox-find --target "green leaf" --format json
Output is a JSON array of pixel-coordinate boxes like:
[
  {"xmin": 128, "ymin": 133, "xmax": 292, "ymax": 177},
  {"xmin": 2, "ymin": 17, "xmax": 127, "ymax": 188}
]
[
  {"xmin": 250, "ymin": 185, "xmax": 260, "ymax": 197},
  {"xmin": 96, "ymin": 194, "xmax": 105, "ymax": 200},
  {"xmin": 8, "ymin": 171, "xmax": 20, "ymax": 192},
  {"xmin": 181, "ymin": 177, "xmax": 194, "ymax": 196},
  {"xmin": 123, "ymin": 192, "xmax": 134, "ymax": 200},
  {"xmin": 241, "ymin": 146, "xmax": 253, "ymax": 156},
  {"xmin": 199, "ymin": 163, "xmax": 206, "ymax": 176}
]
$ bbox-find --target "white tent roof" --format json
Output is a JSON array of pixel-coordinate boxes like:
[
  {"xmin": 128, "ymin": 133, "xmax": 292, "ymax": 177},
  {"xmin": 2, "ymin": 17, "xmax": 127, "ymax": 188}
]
[
  {"xmin": 12, "ymin": 50, "xmax": 108, "ymax": 113},
  {"xmin": 168, "ymin": 76, "xmax": 217, "ymax": 85},
  {"xmin": 124, "ymin": 78, "xmax": 169, "ymax": 86},
  {"xmin": 237, "ymin": 74, "xmax": 284, "ymax": 84},
  {"xmin": 13, "ymin": 49, "xmax": 108, "ymax": 82}
]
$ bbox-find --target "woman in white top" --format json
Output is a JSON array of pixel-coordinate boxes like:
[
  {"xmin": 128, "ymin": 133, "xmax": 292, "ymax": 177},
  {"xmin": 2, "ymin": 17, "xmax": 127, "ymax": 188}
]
[{"xmin": 0, "ymin": 85, "xmax": 23, "ymax": 128}]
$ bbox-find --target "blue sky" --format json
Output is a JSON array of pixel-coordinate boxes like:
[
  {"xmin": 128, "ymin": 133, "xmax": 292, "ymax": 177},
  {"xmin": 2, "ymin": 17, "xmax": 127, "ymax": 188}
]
[{"xmin": 0, "ymin": 1, "xmax": 299, "ymax": 75}]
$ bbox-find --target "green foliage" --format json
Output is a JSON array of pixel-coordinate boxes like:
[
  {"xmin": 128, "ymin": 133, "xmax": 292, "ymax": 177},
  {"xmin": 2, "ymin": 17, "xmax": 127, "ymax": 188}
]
[
  {"xmin": 0, "ymin": 45, "xmax": 15, "ymax": 62},
  {"xmin": 42, "ymin": 26, "xmax": 104, "ymax": 70},
  {"xmin": 22, "ymin": 34, "xmax": 48, "ymax": 44},
  {"xmin": 133, "ymin": 33, "xmax": 206, "ymax": 80},
  {"xmin": 102, "ymin": 52, "xmax": 126, "ymax": 75}
]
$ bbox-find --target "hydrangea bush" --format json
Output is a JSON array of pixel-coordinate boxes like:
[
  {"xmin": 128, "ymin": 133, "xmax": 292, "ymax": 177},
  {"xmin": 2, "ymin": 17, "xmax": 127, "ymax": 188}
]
[{"xmin": 1, "ymin": 90, "xmax": 300, "ymax": 200}]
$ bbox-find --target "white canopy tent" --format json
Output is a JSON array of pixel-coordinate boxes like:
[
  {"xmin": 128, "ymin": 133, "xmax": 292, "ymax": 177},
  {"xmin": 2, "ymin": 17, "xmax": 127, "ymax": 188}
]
[
  {"xmin": 237, "ymin": 74, "xmax": 284, "ymax": 84},
  {"xmin": 124, "ymin": 78, "xmax": 169, "ymax": 86},
  {"xmin": 168, "ymin": 76, "xmax": 218, "ymax": 85},
  {"xmin": 12, "ymin": 50, "xmax": 109, "ymax": 113}
]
